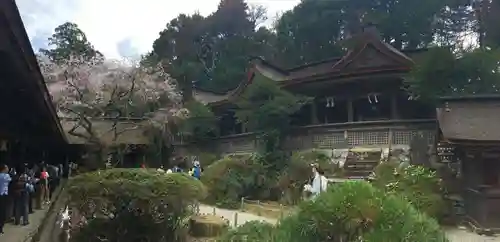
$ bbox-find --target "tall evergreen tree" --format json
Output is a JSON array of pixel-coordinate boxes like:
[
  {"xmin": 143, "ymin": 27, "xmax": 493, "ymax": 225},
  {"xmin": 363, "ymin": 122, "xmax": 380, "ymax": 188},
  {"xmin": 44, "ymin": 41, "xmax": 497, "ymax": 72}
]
[{"xmin": 40, "ymin": 22, "xmax": 103, "ymax": 63}]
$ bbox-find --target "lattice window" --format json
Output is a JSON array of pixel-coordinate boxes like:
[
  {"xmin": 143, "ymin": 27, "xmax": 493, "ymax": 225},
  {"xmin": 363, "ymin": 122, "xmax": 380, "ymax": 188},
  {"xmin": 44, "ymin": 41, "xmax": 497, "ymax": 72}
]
[
  {"xmin": 393, "ymin": 130, "xmax": 435, "ymax": 145},
  {"xmin": 393, "ymin": 130, "xmax": 417, "ymax": 145},
  {"xmin": 348, "ymin": 130, "xmax": 389, "ymax": 146},
  {"xmin": 231, "ymin": 139, "xmax": 255, "ymax": 153},
  {"xmin": 285, "ymin": 135, "xmax": 311, "ymax": 150},
  {"xmin": 313, "ymin": 132, "xmax": 345, "ymax": 149}
]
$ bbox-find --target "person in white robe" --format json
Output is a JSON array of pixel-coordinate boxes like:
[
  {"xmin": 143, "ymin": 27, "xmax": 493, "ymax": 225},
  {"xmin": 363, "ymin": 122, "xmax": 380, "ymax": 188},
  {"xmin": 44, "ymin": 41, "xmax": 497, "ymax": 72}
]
[{"xmin": 303, "ymin": 163, "xmax": 328, "ymax": 199}]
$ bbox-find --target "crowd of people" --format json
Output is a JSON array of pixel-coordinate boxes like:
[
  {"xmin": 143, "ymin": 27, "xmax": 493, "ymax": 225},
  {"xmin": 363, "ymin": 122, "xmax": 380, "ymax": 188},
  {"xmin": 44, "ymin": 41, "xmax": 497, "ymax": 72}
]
[
  {"xmin": 153, "ymin": 159, "xmax": 202, "ymax": 180},
  {"xmin": 0, "ymin": 162, "xmax": 67, "ymax": 234}
]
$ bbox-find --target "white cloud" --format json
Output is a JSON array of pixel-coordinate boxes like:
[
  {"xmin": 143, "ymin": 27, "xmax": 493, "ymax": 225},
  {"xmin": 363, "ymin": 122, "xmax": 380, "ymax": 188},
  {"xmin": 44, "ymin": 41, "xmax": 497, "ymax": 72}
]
[{"xmin": 17, "ymin": 0, "xmax": 300, "ymax": 60}]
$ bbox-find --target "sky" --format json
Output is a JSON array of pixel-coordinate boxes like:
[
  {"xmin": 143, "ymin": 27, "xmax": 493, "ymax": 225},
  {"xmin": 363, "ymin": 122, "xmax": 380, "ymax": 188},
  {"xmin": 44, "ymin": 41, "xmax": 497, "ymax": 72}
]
[{"xmin": 16, "ymin": 0, "xmax": 300, "ymax": 60}]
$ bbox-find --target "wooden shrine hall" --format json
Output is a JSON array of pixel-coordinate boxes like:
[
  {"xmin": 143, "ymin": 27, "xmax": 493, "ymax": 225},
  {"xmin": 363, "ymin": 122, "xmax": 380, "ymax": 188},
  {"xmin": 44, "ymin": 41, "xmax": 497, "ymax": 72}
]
[
  {"xmin": 0, "ymin": 0, "xmax": 67, "ymax": 167},
  {"xmin": 437, "ymin": 95, "xmax": 500, "ymax": 233}
]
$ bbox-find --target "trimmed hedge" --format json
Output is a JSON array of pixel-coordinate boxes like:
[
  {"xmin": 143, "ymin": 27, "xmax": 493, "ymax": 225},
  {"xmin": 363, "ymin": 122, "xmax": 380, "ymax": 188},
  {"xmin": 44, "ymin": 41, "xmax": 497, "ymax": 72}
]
[
  {"xmin": 201, "ymin": 155, "xmax": 269, "ymax": 208},
  {"xmin": 220, "ymin": 181, "xmax": 448, "ymax": 242},
  {"xmin": 67, "ymin": 168, "xmax": 206, "ymax": 242}
]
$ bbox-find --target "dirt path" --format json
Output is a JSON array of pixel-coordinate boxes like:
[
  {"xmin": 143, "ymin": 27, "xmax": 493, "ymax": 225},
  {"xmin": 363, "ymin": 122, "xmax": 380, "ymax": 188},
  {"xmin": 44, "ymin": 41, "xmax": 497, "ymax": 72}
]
[{"xmin": 198, "ymin": 204, "xmax": 276, "ymax": 227}]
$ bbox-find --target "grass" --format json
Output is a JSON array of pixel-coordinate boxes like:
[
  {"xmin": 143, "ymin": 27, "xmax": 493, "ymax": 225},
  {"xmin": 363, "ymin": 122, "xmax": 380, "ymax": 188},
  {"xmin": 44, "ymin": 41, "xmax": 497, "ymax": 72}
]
[{"xmin": 240, "ymin": 201, "xmax": 293, "ymax": 219}]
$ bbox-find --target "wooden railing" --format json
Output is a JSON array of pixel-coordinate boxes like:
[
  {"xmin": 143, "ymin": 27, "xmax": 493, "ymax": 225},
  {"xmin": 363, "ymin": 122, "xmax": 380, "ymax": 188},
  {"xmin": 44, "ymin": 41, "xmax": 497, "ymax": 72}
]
[{"xmin": 197, "ymin": 119, "xmax": 437, "ymax": 155}]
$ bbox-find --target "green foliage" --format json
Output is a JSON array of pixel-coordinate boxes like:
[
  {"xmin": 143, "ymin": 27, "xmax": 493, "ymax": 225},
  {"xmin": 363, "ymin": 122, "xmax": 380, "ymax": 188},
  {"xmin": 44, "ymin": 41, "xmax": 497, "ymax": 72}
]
[
  {"xmin": 234, "ymin": 72, "xmax": 309, "ymax": 158},
  {"xmin": 277, "ymin": 150, "xmax": 339, "ymax": 205},
  {"xmin": 406, "ymin": 47, "xmax": 500, "ymax": 102},
  {"xmin": 39, "ymin": 22, "xmax": 103, "ymax": 63},
  {"xmin": 221, "ymin": 181, "xmax": 447, "ymax": 242},
  {"xmin": 150, "ymin": 13, "xmax": 207, "ymax": 100},
  {"xmin": 371, "ymin": 162, "xmax": 447, "ymax": 221},
  {"xmin": 150, "ymin": 0, "xmax": 275, "ymax": 94},
  {"xmin": 217, "ymin": 221, "xmax": 275, "ymax": 242},
  {"xmin": 235, "ymin": 73, "xmax": 308, "ymax": 134},
  {"xmin": 274, "ymin": 0, "xmax": 465, "ymax": 67},
  {"xmin": 67, "ymin": 169, "xmax": 206, "ymax": 242},
  {"xmin": 180, "ymin": 101, "xmax": 218, "ymax": 142},
  {"xmin": 201, "ymin": 155, "xmax": 271, "ymax": 208},
  {"xmin": 483, "ymin": 0, "xmax": 500, "ymax": 49},
  {"xmin": 197, "ymin": 152, "xmax": 219, "ymax": 167}
]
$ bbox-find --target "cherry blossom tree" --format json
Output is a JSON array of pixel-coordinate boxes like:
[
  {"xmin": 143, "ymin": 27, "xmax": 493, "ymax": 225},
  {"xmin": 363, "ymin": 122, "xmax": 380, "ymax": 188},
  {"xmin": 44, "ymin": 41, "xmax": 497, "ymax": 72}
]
[{"xmin": 39, "ymin": 54, "xmax": 187, "ymax": 147}]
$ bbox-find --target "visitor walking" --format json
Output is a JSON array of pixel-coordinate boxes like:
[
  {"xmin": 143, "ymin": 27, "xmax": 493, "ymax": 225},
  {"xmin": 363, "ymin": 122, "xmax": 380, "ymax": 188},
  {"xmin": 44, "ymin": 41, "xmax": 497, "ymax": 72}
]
[{"xmin": 0, "ymin": 164, "xmax": 11, "ymax": 234}]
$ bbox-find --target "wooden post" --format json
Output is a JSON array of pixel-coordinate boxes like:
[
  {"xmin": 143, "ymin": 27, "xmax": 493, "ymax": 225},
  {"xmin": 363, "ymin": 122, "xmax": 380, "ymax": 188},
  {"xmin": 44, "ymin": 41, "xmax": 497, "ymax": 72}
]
[
  {"xmin": 257, "ymin": 200, "xmax": 261, "ymax": 216},
  {"xmin": 347, "ymin": 98, "xmax": 354, "ymax": 122},
  {"xmin": 390, "ymin": 93, "xmax": 399, "ymax": 119},
  {"xmin": 212, "ymin": 207, "xmax": 216, "ymax": 215},
  {"xmin": 240, "ymin": 197, "xmax": 245, "ymax": 210},
  {"xmin": 234, "ymin": 212, "xmax": 238, "ymax": 227},
  {"xmin": 310, "ymin": 100, "xmax": 318, "ymax": 124}
]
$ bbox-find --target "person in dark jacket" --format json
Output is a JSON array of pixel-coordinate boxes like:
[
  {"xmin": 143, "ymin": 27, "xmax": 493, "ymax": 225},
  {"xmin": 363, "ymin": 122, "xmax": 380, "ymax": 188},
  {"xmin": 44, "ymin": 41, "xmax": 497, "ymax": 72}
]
[{"xmin": 12, "ymin": 172, "xmax": 30, "ymax": 225}]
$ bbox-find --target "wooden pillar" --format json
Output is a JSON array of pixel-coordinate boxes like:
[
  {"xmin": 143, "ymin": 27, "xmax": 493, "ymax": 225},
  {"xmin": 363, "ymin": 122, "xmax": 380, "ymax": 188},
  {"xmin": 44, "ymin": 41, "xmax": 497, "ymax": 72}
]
[
  {"xmin": 347, "ymin": 98, "xmax": 354, "ymax": 122},
  {"xmin": 391, "ymin": 93, "xmax": 399, "ymax": 119},
  {"xmin": 310, "ymin": 100, "xmax": 318, "ymax": 124}
]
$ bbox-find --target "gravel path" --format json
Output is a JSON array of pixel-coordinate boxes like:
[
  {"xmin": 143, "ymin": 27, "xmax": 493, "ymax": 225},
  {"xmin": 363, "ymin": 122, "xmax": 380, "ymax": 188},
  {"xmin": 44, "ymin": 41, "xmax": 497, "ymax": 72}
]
[
  {"xmin": 198, "ymin": 204, "xmax": 277, "ymax": 227},
  {"xmin": 446, "ymin": 227, "xmax": 500, "ymax": 242},
  {"xmin": 198, "ymin": 204, "xmax": 500, "ymax": 242}
]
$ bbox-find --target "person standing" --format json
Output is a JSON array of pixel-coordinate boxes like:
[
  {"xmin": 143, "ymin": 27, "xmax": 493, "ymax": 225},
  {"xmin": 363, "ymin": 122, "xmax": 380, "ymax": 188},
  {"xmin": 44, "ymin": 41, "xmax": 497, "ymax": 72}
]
[
  {"xmin": 12, "ymin": 171, "xmax": 30, "ymax": 225},
  {"xmin": 40, "ymin": 167, "xmax": 50, "ymax": 205},
  {"xmin": 303, "ymin": 163, "xmax": 328, "ymax": 200},
  {"xmin": 190, "ymin": 161, "xmax": 202, "ymax": 180},
  {"xmin": 0, "ymin": 164, "xmax": 11, "ymax": 234},
  {"xmin": 26, "ymin": 167, "xmax": 36, "ymax": 214},
  {"xmin": 47, "ymin": 164, "xmax": 58, "ymax": 200}
]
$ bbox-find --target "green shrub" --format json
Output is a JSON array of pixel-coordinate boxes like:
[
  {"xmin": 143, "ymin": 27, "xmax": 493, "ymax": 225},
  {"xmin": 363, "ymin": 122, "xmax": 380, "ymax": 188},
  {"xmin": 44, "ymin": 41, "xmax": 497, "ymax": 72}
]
[
  {"xmin": 217, "ymin": 221, "xmax": 276, "ymax": 242},
  {"xmin": 219, "ymin": 181, "xmax": 447, "ymax": 242},
  {"xmin": 276, "ymin": 150, "xmax": 339, "ymax": 205},
  {"xmin": 198, "ymin": 152, "xmax": 218, "ymax": 167},
  {"xmin": 201, "ymin": 155, "xmax": 270, "ymax": 208},
  {"xmin": 276, "ymin": 181, "xmax": 448, "ymax": 242},
  {"xmin": 67, "ymin": 169, "xmax": 206, "ymax": 242},
  {"xmin": 371, "ymin": 162, "xmax": 446, "ymax": 221}
]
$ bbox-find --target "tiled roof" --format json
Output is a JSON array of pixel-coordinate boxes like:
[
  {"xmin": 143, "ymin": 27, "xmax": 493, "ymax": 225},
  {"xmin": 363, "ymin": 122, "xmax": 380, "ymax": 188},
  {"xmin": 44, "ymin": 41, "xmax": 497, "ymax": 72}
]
[
  {"xmin": 194, "ymin": 27, "xmax": 424, "ymax": 106},
  {"xmin": 437, "ymin": 97, "xmax": 500, "ymax": 141}
]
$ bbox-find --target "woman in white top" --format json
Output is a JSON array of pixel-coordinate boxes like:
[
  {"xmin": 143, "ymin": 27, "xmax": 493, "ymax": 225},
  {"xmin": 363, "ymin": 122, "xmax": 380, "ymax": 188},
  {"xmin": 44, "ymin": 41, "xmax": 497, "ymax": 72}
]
[{"xmin": 304, "ymin": 163, "xmax": 328, "ymax": 199}]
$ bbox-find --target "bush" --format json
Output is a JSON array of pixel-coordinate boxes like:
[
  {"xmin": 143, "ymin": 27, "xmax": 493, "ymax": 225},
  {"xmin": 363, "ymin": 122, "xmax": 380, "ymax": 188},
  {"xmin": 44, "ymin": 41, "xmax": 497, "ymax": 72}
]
[
  {"xmin": 201, "ymin": 155, "xmax": 270, "ymax": 208},
  {"xmin": 280, "ymin": 181, "xmax": 447, "ymax": 242},
  {"xmin": 371, "ymin": 162, "xmax": 446, "ymax": 221},
  {"xmin": 277, "ymin": 150, "xmax": 339, "ymax": 205},
  {"xmin": 221, "ymin": 181, "xmax": 447, "ymax": 242},
  {"xmin": 67, "ymin": 168, "xmax": 206, "ymax": 242},
  {"xmin": 197, "ymin": 152, "xmax": 218, "ymax": 167},
  {"xmin": 217, "ymin": 221, "xmax": 276, "ymax": 242}
]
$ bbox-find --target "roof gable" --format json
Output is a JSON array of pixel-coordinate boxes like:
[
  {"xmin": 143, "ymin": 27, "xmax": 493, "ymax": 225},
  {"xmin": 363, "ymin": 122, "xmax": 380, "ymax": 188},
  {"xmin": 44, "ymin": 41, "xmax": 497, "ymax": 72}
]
[
  {"xmin": 332, "ymin": 31, "xmax": 413, "ymax": 72},
  {"xmin": 339, "ymin": 44, "xmax": 407, "ymax": 71}
]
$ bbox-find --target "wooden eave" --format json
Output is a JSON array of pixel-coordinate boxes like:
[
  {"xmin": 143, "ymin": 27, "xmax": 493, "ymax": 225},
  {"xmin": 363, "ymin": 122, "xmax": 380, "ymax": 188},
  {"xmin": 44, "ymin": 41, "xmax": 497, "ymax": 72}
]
[{"xmin": 0, "ymin": 0, "xmax": 67, "ymax": 143}]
